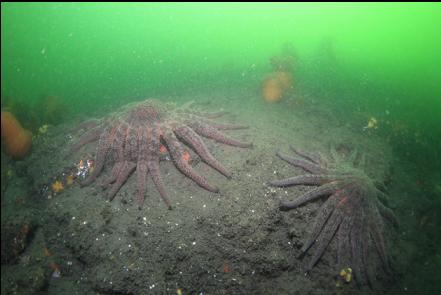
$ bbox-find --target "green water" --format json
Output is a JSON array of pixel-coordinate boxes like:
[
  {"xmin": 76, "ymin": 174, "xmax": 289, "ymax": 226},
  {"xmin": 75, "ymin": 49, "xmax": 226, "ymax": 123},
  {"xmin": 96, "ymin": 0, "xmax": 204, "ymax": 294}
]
[
  {"xmin": 2, "ymin": 3, "xmax": 440, "ymax": 162},
  {"xmin": 1, "ymin": 2, "xmax": 440, "ymax": 294}
]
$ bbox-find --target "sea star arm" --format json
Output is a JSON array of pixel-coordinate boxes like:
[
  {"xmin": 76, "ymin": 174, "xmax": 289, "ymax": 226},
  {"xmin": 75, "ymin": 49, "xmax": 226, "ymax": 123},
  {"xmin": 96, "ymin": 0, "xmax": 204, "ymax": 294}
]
[
  {"xmin": 82, "ymin": 128, "xmax": 114, "ymax": 186},
  {"xmin": 306, "ymin": 209, "xmax": 344, "ymax": 272},
  {"xmin": 276, "ymin": 152, "xmax": 325, "ymax": 174},
  {"xmin": 289, "ymin": 145, "xmax": 323, "ymax": 165},
  {"xmin": 136, "ymin": 160, "xmax": 148, "ymax": 209},
  {"xmin": 280, "ymin": 181, "xmax": 339, "ymax": 210},
  {"xmin": 336, "ymin": 215, "xmax": 354, "ymax": 271},
  {"xmin": 299, "ymin": 193, "xmax": 340, "ymax": 254},
  {"xmin": 70, "ymin": 128, "xmax": 102, "ymax": 152},
  {"xmin": 191, "ymin": 123, "xmax": 252, "ymax": 148},
  {"xmin": 175, "ymin": 126, "xmax": 231, "ymax": 178},
  {"xmin": 376, "ymin": 199, "xmax": 399, "ymax": 228},
  {"xmin": 269, "ymin": 174, "xmax": 330, "ymax": 187},
  {"xmin": 201, "ymin": 119, "xmax": 249, "ymax": 130},
  {"xmin": 164, "ymin": 132, "xmax": 219, "ymax": 193},
  {"xmin": 108, "ymin": 161, "xmax": 136, "ymax": 200},
  {"xmin": 145, "ymin": 127, "xmax": 172, "ymax": 209}
]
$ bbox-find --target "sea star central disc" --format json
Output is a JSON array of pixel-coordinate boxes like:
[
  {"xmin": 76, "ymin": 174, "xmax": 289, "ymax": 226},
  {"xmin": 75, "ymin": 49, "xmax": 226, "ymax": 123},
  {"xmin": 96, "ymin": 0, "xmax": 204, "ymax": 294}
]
[{"xmin": 70, "ymin": 99, "xmax": 252, "ymax": 209}]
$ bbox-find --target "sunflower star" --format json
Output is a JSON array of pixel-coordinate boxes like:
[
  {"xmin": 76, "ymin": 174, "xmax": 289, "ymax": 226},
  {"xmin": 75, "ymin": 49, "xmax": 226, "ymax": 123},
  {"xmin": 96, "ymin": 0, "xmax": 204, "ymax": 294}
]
[
  {"xmin": 269, "ymin": 145, "xmax": 397, "ymax": 285},
  {"xmin": 69, "ymin": 99, "xmax": 252, "ymax": 209}
]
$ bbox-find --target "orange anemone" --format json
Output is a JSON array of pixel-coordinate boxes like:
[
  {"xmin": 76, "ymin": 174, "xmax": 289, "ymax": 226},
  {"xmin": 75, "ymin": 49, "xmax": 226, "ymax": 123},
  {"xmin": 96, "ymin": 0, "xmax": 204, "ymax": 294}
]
[
  {"xmin": 262, "ymin": 76, "xmax": 284, "ymax": 103},
  {"xmin": 1, "ymin": 111, "xmax": 32, "ymax": 159},
  {"xmin": 262, "ymin": 71, "xmax": 293, "ymax": 103}
]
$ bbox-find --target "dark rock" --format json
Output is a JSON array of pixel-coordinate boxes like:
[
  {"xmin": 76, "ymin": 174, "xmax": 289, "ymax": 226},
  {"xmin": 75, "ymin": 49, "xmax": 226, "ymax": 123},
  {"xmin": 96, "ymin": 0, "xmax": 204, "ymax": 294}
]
[{"xmin": 1, "ymin": 222, "xmax": 34, "ymax": 265}]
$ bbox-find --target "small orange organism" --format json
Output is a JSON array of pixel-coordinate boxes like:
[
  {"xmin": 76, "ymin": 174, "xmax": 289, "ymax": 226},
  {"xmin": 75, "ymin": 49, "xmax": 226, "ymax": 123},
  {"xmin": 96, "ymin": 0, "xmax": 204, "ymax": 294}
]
[
  {"xmin": 159, "ymin": 145, "xmax": 167, "ymax": 154},
  {"xmin": 43, "ymin": 247, "xmax": 52, "ymax": 257},
  {"xmin": 223, "ymin": 262, "xmax": 230, "ymax": 273},
  {"xmin": 1, "ymin": 111, "xmax": 33, "ymax": 159},
  {"xmin": 262, "ymin": 71, "xmax": 293, "ymax": 103},
  {"xmin": 51, "ymin": 180, "xmax": 64, "ymax": 193},
  {"xmin": 182, "ymin": 150, "xmax": 190, "ymax": 162},
  {"xmin": 262, "ymin": 75, "xmax": 284, "ymax": 103}
]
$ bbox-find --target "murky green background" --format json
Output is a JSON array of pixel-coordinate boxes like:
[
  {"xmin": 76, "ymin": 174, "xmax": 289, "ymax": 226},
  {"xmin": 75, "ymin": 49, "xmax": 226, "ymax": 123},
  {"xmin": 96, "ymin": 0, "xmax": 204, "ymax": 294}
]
[
  {"xmin": 2, "ymin": 3, "xmax": 440, "ymax": 166},
  {"xmin": 1, "ymin": 3, "xmax": 441, "ymax": 293}
]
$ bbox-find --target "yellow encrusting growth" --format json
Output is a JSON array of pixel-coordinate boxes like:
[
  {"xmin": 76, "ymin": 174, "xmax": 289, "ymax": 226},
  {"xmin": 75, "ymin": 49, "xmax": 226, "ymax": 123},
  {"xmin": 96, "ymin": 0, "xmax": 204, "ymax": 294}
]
[
  {"xmin": 51, "ymin": 180, "xmax": 64, "ymax": 193},
  {"xmin": 339, "ymin": 267, "xmax": 353, "ymax": 283}
]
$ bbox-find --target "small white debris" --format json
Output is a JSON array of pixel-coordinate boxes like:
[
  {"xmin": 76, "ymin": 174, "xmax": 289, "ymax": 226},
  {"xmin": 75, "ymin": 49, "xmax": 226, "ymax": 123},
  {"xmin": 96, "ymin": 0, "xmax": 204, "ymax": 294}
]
[{"xmin": 51, "ymin": 268, "xmax": 61, "ymax": 279}]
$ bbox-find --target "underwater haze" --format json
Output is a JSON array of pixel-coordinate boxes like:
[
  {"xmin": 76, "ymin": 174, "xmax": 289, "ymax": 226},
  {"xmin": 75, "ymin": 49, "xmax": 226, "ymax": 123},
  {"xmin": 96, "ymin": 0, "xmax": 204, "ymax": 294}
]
[
  {"xmin": 1, "ymin": 2, "xmax": 441, "ymax": 295},
  {"xmin": 2, "ymin": 2, "xmax": 441, "ymax": 166}
]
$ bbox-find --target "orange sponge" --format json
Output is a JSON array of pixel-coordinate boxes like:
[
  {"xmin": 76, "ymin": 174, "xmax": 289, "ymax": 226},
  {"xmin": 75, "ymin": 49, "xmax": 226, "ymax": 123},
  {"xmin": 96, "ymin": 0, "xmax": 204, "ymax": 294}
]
[
  {"xmin": 1, "ymin": 111, "xmax": 32, "ymax": 159},
  {"xmin": 262, "ymin": 71, "xmax": 293, "ymax": 103},
  {"xmin": 262, "ymin": 76, "xmax": 284, "ymax": 102}
]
